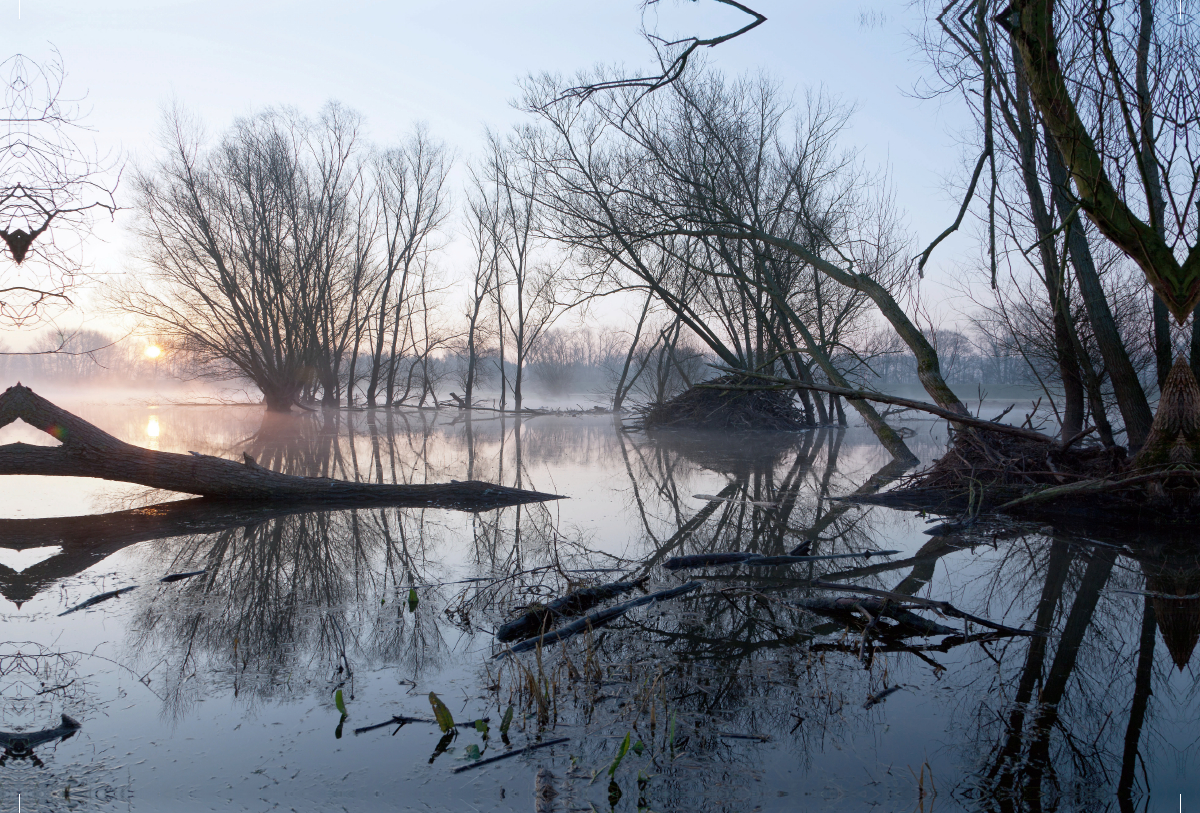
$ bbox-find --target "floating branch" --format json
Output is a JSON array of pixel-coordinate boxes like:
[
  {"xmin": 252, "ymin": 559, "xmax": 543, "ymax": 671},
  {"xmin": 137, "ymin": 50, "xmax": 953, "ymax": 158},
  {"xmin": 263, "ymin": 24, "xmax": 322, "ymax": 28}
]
[
  {"xmin": 497, "ymin": 581, "xmax": 702, "ymax": 656},
  {"xmin": 58, "ymin": 585, "xmax": 137, "ymax": 616},
  {"xmin": 496, "ymin": 578, "xmax": 648, "ymax": 643},
  {"xmin": 354, "ymin": 716, "xmax": 490, "ymax": 736}
]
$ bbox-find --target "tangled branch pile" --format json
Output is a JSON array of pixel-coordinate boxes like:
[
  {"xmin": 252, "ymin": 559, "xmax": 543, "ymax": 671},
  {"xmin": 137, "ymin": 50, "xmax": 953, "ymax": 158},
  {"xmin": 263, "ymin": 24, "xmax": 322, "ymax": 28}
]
[
  {"xmin": 637, "ymin": 377, "xmax": 809, "ymax": 431},
  {"xmin": 896, "ymin": 426, "xmax": 1125, "ymax": 505}
]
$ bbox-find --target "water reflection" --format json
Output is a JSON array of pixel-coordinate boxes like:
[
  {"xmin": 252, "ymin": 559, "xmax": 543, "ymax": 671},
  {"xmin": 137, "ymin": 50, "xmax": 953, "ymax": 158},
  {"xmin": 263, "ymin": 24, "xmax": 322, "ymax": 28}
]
[{"xmin": 0, "ymin": 407, "xmax": 1195, "ymax": 810}]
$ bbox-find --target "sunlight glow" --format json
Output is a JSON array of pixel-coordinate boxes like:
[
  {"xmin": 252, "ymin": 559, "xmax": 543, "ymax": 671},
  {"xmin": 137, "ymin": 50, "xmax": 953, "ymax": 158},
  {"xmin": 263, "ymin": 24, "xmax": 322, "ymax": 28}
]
[
  {"xmin": 144, "ymin": 345, "xmax": 163, "ymax": 359},
  {"xmin": 146, "ymin": 416, "xmax": 160, "ymax": 438}
]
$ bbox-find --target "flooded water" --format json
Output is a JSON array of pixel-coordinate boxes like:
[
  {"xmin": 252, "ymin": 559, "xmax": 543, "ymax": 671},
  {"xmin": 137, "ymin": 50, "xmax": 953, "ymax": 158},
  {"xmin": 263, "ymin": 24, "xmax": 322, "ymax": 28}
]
[{"xmin": 0, "ymin": 401, "xmax": 1196, "ymax": 812}]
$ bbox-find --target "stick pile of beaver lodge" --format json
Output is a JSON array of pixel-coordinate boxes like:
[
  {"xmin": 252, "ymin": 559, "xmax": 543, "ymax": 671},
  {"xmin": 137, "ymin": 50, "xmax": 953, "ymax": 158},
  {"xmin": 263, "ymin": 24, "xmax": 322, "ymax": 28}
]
[{"xmin": 637, "ymin": 358, "xmax": 1200, "ymax": 525}]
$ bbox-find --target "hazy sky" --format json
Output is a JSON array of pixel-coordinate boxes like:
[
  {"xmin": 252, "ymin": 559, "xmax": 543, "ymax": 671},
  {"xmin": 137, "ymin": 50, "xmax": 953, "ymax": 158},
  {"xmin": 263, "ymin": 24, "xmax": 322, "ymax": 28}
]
[{"xmin": 9, "ymin": 0, "xmax": 980, "ymax": 332}]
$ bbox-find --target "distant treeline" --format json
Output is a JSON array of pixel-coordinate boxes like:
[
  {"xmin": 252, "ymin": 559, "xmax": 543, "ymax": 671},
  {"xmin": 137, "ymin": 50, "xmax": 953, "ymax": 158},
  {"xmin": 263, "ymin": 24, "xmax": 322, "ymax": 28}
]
[{"xmin": 5, "ymin": 317, "xmax": 1152, "ymax": 412}]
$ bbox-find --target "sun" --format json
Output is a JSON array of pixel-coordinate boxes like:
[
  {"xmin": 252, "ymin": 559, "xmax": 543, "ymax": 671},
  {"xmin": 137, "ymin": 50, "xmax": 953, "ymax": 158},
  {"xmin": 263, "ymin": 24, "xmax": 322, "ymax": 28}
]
[{"xmin": 144, "ymin": 345, "xmax": 163, "ymax": 359}]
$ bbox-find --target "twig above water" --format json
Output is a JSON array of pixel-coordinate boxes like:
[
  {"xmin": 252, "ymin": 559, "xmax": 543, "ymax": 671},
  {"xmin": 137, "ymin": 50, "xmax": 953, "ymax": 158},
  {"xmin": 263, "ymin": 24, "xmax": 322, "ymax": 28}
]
[{"xmin": 450, "ymin": 737, "xmax": 571, "ymax": 773}]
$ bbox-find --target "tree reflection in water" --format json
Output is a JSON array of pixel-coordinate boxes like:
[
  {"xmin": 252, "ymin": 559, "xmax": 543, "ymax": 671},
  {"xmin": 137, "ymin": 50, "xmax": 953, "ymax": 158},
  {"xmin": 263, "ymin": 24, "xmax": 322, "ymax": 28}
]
[{"xmin": 2, "ymin": 408, "xmax": 1196, "ymax": 810}]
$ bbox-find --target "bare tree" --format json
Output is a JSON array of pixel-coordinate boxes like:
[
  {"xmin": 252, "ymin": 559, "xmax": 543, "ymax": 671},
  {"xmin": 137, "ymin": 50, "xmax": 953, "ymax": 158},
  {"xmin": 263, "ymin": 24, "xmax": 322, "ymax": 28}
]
[
  {"xmin": 0, "ymin": 51, "xmax": 118, "ymax": 326},
  {"xmin": 363, "ymin": 127, "xmax": 451, "ymax": 407},
  {"xmin": 479, "ymin": 130, "xmax": 562, "ymax": 411},
  {"xmin": 121, "ymin": 104, "xmax": 363, "ymax": 411},
  {"xmin": 518, "ymin": 69, "xmax": 922, "ymax": 459}
]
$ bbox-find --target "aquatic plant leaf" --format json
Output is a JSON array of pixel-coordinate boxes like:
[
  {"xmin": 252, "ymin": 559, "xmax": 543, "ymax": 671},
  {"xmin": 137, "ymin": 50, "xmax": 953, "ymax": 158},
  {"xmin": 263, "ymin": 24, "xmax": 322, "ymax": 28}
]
[
  {"xmin": 429, "ymin": 692, "xmax": 455, "ymax": 732},
  {"xmin": 499, "ymin": 704, "xmax": 514, "ymax": 735},
  {"xmin": 608, "ymin": 732, "xmax": 631, "ymax": 777},
  {"xmin": 632, "ymin": 739, "xmax": 644, "ymax": 756},
  {"xmin": 335, "ymin": 714, "xmax": 346, "ymax": 739},
  {"xmin": 464, "ymin": 744, "xmax": 481, "ymax": 760},
  {"xmin": 475, "ymin": 719, "xmax": 488, "ymax": 734},
  {"xmin": 408, "ymin": 588, "xmax": 419, "ymax": 612},
  {"xmin": 334, "ymin": 689, "xmax": 347, "ymax": 716}
]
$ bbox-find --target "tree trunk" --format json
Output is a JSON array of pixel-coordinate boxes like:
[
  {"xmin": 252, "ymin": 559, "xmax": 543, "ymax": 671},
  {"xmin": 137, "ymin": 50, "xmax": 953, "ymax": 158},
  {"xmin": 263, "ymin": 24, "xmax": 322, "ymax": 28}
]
[
  {"xmin": 0, "ymin": 385, "xmax": 560, "ymax": 507},
  {"xmin": 746, "ymin": 227, "xmax": 969, "ymax": 416},
  {"xmin": 1011, "ymin": 58, "xmax": 1085, "ymax": 439},
  {"xmin": 789, "ymin": 319, "xmax": 918, "ymax": 464},
  {"xmin": 263, "ymin": 386, "xmax": 297, "ymax": 414},
  {"xmin": 1045, "ymin": 134, "xmax": 1154, "ymax": 449}
]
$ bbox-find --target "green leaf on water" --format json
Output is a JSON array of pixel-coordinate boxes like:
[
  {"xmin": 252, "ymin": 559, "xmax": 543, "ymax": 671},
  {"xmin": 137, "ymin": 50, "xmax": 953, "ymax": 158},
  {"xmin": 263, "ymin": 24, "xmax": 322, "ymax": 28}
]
[
  {"xmin": 475, "ymin": 719, "xmax": 488, "ymax": 734},
  {"xmin": 408, "ymin": 588, "xmax": 419, "ymax": 612},
  {"xmin": 464, "ymin": 743, "xmax": 481, "ymax": 760},
  {"xmin": 632, "ymin": 739, "xmax": 644, "ymax": 756},
  {"xmin": 499, "ymin": 704, "xmax": 514, "ymax": 735},
  {"xmin": 334, "ymin": 688, "xmax": 347, "ymax": 716},
  {"xmin": 335, "ymin": 714, "xmax": 346, "ymax": 739},
  {"xmin": 608, "ymin": 732, "xmax": 631, "ymax": 777},
  {"xmin": 429, "ymin": 692, "xmax": 455, "ymax": 733}
]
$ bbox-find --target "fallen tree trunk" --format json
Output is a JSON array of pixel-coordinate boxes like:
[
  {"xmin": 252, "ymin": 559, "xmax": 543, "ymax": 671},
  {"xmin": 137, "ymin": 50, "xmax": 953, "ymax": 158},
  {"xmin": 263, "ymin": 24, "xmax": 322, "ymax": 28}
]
[{"xmin": 0, "ymin": 385, "xmax": 561, "ymax": 506}]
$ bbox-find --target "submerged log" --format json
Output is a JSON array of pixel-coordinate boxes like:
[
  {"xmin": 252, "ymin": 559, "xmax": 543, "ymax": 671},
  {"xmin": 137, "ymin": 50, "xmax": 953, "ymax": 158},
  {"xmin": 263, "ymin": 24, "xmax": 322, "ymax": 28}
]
[
  {"xmin": 497, "ymin": 581, "xmax": 702, "ymax": 656},
  {"xmin": 0, "ymin": 385, "xmax": 561, "ymax": 506},
  {"xmin": 791, "ymin": 596, "xmax": 958, "ymax": 637},
  {"xmin": 495, "ymin": 578, "xmax": 648, "ymax": 642}
]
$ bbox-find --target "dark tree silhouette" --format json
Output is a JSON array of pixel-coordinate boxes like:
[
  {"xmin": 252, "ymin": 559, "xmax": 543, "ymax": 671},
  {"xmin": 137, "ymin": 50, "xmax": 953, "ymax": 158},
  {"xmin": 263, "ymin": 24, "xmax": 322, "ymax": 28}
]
[{"xmin": 0, "ymin": 50, "xmax": 118, "ymax": 325}]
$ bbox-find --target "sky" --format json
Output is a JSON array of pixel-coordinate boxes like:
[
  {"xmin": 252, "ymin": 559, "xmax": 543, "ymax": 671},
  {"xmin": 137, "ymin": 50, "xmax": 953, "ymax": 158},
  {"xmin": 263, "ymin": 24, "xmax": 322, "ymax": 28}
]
[{"xmin": 6, "ymin": 0, "xmax": 981, "ymax": 339}]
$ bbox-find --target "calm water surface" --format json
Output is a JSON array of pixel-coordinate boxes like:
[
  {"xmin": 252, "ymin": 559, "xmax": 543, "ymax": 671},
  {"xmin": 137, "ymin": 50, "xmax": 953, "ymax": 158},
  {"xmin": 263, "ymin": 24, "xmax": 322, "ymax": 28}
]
[{"xmin": 0, "ymin": 402, "xmax": 1196, "ymax": 812}]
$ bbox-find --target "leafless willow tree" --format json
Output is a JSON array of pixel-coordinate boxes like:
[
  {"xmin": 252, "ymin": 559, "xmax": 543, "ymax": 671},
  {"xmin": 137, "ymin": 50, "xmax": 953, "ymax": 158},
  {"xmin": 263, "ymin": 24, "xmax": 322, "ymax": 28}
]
[
  {"xmin": 119, "ymin": 105, "xmax": 454, "ymax": 412},
  {"xmin": 120, "ymin": 104, "xmax": 366, "ymax": 411}
]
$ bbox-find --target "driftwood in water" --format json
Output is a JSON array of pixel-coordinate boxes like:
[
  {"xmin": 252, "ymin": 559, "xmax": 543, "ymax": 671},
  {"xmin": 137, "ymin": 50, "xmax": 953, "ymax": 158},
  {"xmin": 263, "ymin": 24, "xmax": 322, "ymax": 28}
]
[
  {"xmin": 496, "ymin": 578, "xmax": 648, "ymax": 642},
  {"xmin": 0, "ymin": 385, "xmax": 560, "ymax": 506},
  {"xmin": 498, "ymin": 581, "xmax": 702, "ymax": 656},
  {"xmin": 664, "ymin": 550, "xmax": 899, "ymax": 570},
  {"xmin": 57, "ymin": 569, "xmax": 208, "ymax": 616},
  {"xmin": 809, "ymin": 580, "xmax": 1042, "ymax": 636},
  {"xmin": 58, "ymin": 585, "xmax": 138, "ymax": 616},
  {"xmin": 862, "ymin": 686, "xmax": 906, "ymax": 709},
  {"xmin": 791, "ymin": 596, "xmax": 958, "ymax": 637},
  {"xmin": 0, "ymin": 714, "xmax": 80, "ymax": 766}
]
